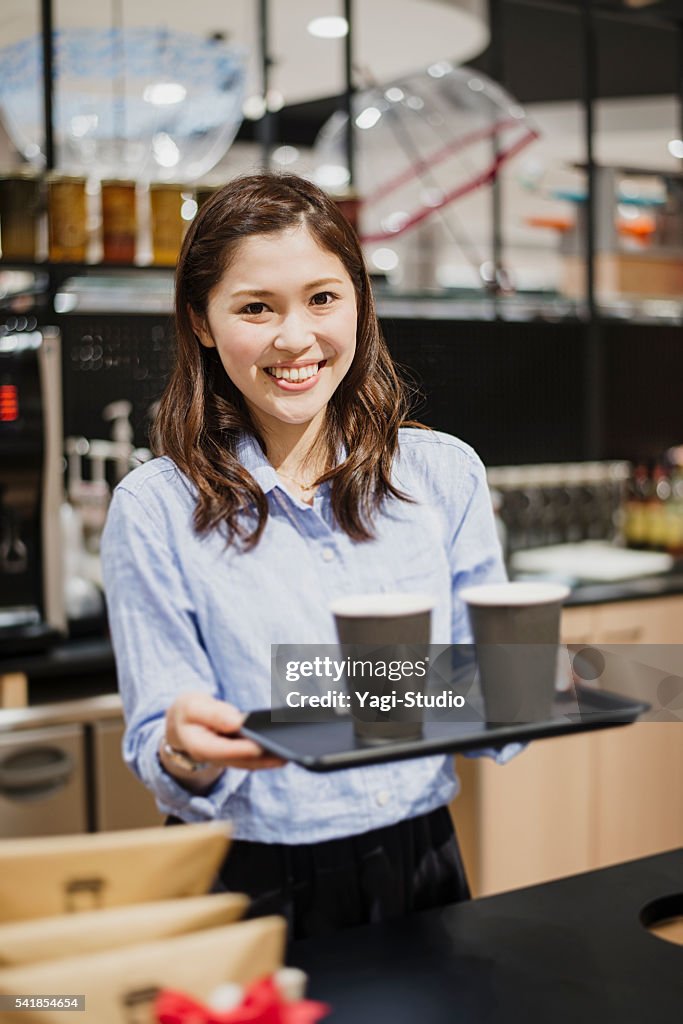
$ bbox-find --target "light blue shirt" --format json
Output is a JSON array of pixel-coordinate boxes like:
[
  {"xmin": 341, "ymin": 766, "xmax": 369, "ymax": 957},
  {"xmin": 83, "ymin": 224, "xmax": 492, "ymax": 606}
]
[{"xmin": 101, "ymin": 427, "xmax": 518, "ymax": 843}]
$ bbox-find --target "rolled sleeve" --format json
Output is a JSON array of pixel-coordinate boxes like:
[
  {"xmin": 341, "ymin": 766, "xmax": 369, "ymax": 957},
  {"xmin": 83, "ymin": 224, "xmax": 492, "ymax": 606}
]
[
  {"xmin": 101, "ymin": 485, "xmax": 248, "ymax": 821},
  {"xmin": 463, "ymin": 742, "xmax": 525, "ymax": 765}
]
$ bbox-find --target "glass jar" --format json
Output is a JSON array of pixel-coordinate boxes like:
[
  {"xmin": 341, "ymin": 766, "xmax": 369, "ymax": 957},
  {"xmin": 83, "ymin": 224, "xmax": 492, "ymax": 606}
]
[
  {"xmin": 101, "ymin": 179, "xmax": 137, "ymax": 263},
  {"xmin": 150, "ymin": 183, "xmax": 186, "ymax": 266},
  {"xmin": 47, "ymin": 174, "xmax": 87, "ymax": 262},
  {"xmin": 0, "ymin": 172, "xmax": 41, "ymax": 261}
]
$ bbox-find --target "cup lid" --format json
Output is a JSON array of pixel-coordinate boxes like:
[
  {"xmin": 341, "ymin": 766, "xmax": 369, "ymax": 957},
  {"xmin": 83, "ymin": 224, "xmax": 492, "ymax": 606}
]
[
  {"xmin": 330, "ymin": 592, "xmax": 436, "ymax": 617},
  {"xmin": 459, "ymin": 581, "xmax": 570, "ymax": 607}
]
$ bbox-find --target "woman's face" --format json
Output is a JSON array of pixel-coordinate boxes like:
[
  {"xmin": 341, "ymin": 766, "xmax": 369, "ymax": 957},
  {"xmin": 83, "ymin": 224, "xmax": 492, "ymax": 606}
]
[{"xmin": 195, "ymin": 225, "xmax": 358, "ymax": 437}]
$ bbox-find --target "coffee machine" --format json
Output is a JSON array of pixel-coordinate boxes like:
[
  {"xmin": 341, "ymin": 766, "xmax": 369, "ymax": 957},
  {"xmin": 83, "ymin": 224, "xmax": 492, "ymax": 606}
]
[{"xmin": 0, "ymin": 325, "xmax": 65, "ymax": 653}]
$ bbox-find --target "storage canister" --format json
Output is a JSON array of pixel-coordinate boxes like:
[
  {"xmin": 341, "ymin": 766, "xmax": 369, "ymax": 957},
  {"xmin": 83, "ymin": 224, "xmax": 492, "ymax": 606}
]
[
  {"xmin": 150, "ymin": 183, "xmax": 186, "ymax": 266},
  {"xmin": 101, "ymin": 179, "xmax": 137, "ymax": 263},
  {"xmin": 0, "ymin": 172, "xmax": 41, "ymax": 261},
  {"xmin": 47, "ymin": 174, "xmax": 87, "ymax": 262}
]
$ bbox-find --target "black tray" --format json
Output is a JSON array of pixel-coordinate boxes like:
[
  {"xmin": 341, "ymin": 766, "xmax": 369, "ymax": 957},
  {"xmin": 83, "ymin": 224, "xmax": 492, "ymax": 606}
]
[{"xmin": 241, "ymin": 686, "xmax": 650, "ymax": 771}]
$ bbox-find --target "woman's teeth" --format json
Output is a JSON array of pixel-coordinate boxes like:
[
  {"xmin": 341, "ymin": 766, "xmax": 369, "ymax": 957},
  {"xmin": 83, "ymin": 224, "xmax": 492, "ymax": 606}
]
[{"xmin": 265, "ymin": 362, "xmax": 320, "ymax": 381}]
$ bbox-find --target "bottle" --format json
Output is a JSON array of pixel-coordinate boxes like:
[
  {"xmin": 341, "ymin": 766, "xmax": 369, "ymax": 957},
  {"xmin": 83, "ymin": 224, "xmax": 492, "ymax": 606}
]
[
  {"xmin": 623, "ymin": 463, "xmax": 649, "ymax": 550},
  {"xmin": 646, "ymin": 463, "xmax": 670, "ymax": 551},
  {"xmin": 664, "ymin": 464, "xmax": 683, "ymax": 558},
  {"xmin": 489, "ymin": 487, "xmax": 508, "ymax": 567}
]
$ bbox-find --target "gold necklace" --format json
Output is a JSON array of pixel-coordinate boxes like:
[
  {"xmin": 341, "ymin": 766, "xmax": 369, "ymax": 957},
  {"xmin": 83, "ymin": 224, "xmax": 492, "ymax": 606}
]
[{"xmin": 276, "ymin": 470, "xmax": 318, "ymax": 493}]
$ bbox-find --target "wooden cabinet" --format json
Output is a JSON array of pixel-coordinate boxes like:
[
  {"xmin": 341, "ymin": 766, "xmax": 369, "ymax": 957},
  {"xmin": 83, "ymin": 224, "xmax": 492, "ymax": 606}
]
[{"xmin": 451, "ymin": 594, "xmax": 683, "ymax": 896}]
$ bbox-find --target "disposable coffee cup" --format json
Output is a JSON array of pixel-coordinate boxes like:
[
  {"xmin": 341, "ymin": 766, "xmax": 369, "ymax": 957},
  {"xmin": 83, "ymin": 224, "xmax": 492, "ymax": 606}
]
[
  {"xmin": 460, "ymin": 582, "xmax": 570, "ymax": 725},
  {"xmin": 330, "ymin": 592, "xmax": 435, "ymax": 744}
]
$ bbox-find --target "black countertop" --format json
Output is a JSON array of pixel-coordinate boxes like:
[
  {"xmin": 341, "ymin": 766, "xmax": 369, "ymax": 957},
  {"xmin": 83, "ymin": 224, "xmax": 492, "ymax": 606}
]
[
  {"xmin": 565, "ymin": 569, "xmax": 683, "ymax": 607},
  {"xmin": 290, "ymin": 849, "xmax": 683, "ymax": 1024},
  {"xmin": 1, "ymin": 571, "xmax": 682, "ymax": 683},
  {"xmin": 0, "ymin": 636, "xmax": 115, "ymax": 682}
]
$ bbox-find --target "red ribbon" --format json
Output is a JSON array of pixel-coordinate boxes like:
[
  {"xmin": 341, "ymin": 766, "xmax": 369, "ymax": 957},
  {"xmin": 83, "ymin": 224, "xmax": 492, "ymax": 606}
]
[{"xmin": 155, "ymin": 975, "xmax": 330, "ymax": 1024}]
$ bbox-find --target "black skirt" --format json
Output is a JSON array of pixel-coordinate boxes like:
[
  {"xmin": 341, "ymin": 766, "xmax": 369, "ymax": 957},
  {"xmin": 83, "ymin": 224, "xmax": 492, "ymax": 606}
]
[{"xmin": 168, "ymin": 805, "xmax": 470, "ymax": 940}]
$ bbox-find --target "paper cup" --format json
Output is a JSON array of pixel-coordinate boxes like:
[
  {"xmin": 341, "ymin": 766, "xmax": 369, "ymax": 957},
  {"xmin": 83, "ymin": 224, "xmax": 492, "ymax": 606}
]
[
  {"xmin": 330, "ymin": 593, "xmax": 435, "ymax": 743},
  {"xmin": 460, "ymin": 582, "xmax": 570, "ymax": 725}
]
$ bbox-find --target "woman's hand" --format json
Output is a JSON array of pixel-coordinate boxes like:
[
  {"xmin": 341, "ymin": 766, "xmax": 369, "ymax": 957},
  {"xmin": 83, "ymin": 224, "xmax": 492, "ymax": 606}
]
[{"xmin": 161, "ymin": 693, "xmax": 286, "ymax": 790}]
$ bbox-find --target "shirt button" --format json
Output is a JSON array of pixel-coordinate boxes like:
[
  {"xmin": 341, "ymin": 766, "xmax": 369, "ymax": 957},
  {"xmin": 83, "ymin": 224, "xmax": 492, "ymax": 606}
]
[
  {"xmin": 376, "ymin": 790, "xmax": 390, "ymax": 807},
  {"xmin": 321, "ymin": 547, "xmax": 335, "ymax": 562}
]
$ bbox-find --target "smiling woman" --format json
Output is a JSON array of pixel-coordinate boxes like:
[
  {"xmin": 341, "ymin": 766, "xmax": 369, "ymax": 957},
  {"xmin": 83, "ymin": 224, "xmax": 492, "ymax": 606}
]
[
  {"xmin": 190, "ymin": 225, "xmax": 358, "ymax": 445},
  {"xmin": 100, "ymin": 172, "xmax": 510, "ymax": 940},
  {"xmin": 155, "ymin": 173, "xmax": 413, "ymax": 541}
]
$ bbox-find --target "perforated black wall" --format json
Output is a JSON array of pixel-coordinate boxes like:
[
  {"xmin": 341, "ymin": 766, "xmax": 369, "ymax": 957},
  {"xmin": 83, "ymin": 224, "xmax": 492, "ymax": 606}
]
[
  {"xmin": 55, "ymin": 312, "xmax": 682, "ymax": 466},
  {"xmin": 58, "ymin": 314, "xmax": 174, "ymax": 448},
  {"xmin": 382, "ymin": 318, "xmax": 587, "ymax": 465}
]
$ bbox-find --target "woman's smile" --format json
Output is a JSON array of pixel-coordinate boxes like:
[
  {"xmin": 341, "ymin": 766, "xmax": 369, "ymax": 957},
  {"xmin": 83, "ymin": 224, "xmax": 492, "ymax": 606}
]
[
  {"xmin": 262, "ymin": 358, "xmax": 328, "ymax": 389},
  {"xmin": 193, "ymin": 225, "xmax": 357, "ymax": 436}
]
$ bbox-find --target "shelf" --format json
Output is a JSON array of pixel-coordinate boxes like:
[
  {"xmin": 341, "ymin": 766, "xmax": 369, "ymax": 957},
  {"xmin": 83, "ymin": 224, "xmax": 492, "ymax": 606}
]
[{"xmin": 0, "ymin": 261, "xmax": 175, "ymax": 276}]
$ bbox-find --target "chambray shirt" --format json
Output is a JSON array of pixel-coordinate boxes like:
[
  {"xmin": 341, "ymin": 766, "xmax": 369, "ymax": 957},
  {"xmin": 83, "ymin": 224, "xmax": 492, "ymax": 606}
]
[{"xmin": 101, "ymin": 428, "xmax": 517, "ymax": 843}]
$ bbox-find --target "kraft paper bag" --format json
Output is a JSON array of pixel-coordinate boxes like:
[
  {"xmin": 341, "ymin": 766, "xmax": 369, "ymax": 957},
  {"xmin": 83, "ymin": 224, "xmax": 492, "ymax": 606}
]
[
  {"xmin": 0, "ymin": 892, "xmax": 248, "ymax": 966},
  {"xmin": 0, "ymin": 916, "xmax": 286, "ymax": 1024},
  {"xmin": 0, "ymin": 822, "xmax": 232, "ymax": 922}
]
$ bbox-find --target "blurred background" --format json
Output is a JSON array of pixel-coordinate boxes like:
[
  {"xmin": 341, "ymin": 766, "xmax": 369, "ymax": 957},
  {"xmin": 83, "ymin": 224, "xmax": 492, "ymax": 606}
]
[{"xmin": 0, "ymin": 0, "xmax": 682, "ymax": 898}]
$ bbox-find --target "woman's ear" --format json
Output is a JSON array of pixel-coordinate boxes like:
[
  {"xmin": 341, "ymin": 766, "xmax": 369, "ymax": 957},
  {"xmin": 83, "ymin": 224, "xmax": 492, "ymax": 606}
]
[{"xmin": 189, "ymin": 307, "xmax": 215, "ymax": 349}]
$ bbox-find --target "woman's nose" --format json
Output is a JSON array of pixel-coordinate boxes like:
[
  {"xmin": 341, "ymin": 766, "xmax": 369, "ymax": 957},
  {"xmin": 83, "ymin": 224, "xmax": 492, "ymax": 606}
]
[{"xmin": 273, "ymin": 312, "xmax": 316, "ymax": 351}]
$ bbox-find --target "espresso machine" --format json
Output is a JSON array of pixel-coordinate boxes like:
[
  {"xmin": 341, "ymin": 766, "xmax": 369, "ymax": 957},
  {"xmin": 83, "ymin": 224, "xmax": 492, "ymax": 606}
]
[{"xmin": 0, "ymin": 325, "xmax": 65, "ymax": 653}]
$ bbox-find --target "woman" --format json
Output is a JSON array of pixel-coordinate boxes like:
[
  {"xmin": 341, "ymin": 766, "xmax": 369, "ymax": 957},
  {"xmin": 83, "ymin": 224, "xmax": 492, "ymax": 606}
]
[{"xmin": 101, "ymin": 172, "xmax": 515, "ymax": 939}]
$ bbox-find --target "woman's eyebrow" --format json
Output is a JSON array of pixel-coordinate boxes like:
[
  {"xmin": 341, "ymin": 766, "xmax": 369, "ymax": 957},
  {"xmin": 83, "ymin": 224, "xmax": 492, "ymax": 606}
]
[
  {"xmin": 304, "ymin": 277, "xmax": 345, "ymax": 289},
  {"xmin": 231, "ymin": 288, "xmax": 276, "ymax": 298},
  {"xmin": 230, "ymin": 277, "xmax": 345, "ymax": 299}
]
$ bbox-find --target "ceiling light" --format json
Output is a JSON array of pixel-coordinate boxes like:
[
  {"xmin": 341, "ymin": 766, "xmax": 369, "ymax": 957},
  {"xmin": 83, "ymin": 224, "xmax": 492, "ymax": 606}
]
[
  {"xmin": 380, "ymin": 211, "xmax": 409, "ymax": 234},
  {"xmin": 242, "ymin": 95, "xmax": 267, "ymax": 120},
  {"xmin": 307, "ymin": 17, "xmax": 349, "ymax": 39},
  {"xmin": 181, "ymin": 199, "xmax": 198, "ymax": 221},
  {"xmin": 266, "ymin": 90, "xmax": 285, "ymax": 112},
  {"xmin": 143, "ymin": 82, "xmax": 187, "ymax": 105},
  {"xmin": 70, "ymin": 114, "xmax": 98, "ymax": 138},
  {"xmin": 371, "ymin": 248, "xmax": 399, "ymax": 272},
  {"xmin": 273, "ymin": 145, "xmax": 300, "ymax": 166},
  {"xmin": 355, "ymin": 106, "xmax": 382, "ymax": 130},
  {"xmin": 667, "ymin": 139, "xmax": 683, "ymax": 158},
  {"xmin": 152, "ymin": 132, "xmax": 180, "ymax": 167},
  {"xmin": 315, "ymin": 164, "xmax": 350, "ymax": 189},
  {"xmin": 427, "ymin": 62, "xmax": 452, "ymax": 79},
  {"xmin": 421, "ymin": 187, "xmax": 444, "ymax": 208},
  {"xmin": 385, "ymin": 88, "xmax": 405, "ymax": 103}
]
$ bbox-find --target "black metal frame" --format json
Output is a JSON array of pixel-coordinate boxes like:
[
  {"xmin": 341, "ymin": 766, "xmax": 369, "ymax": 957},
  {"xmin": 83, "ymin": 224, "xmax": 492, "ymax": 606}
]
[{"xmin": 34, "ymin": 0, "xmax": 683, "ymax": 461}]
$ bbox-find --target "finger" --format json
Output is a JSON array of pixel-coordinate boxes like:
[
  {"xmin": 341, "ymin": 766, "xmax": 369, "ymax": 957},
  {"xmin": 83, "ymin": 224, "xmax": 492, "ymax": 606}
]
[
  {"xmin": 181, "ymin": 696, "xmax": 246, "ymax": 735},
  {"xmin": 218, "ymin": 757, "xmax": 287, "ymax": 771},
  {"xmin": 181, "ymin": 728, "xmax": 275, "ymax": 763}
]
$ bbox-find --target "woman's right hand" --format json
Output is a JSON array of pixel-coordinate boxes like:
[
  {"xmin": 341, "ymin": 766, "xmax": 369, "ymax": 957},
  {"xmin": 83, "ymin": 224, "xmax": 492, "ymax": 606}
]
[{"xmin": 161, "ymin": 693, "xmax": 286, "ymax": 789}]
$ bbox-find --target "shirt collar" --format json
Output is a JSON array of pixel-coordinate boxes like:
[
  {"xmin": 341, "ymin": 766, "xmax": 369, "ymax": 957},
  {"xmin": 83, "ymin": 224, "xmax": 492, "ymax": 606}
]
[
  {"xmin": 234, "ymin": 433, "xmax": 280, "ymax": 494},
  {"xmin": 234, "ymin": 431, "xmax": 346, "ymax": 497}
]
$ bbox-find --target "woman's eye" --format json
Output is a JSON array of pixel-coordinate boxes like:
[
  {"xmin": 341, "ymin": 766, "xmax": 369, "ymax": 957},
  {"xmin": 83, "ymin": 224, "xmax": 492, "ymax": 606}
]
[
  {"xmin": 242, "ymin": 302, "xmax": 268, "ymax": 315},
  {"xmin": 310, "ymin": 291, "xmax": 336, "ymax": 306}
]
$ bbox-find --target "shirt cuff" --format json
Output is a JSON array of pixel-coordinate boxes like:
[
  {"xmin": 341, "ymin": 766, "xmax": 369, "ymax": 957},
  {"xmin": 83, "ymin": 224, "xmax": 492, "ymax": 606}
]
[
  {"xmin": 137, "ymin": 722, "xmax": 249, "ymax": 821},
  {"xmin": 463, "ymin": 742, "xmax": 525, "ymax": 765}
]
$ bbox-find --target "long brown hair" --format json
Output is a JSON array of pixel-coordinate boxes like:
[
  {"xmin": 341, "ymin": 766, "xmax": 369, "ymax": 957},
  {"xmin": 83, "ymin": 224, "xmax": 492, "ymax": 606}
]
[{"xmin": 152, "ymin": 172, "xmax": 419, "ymax": 548}]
